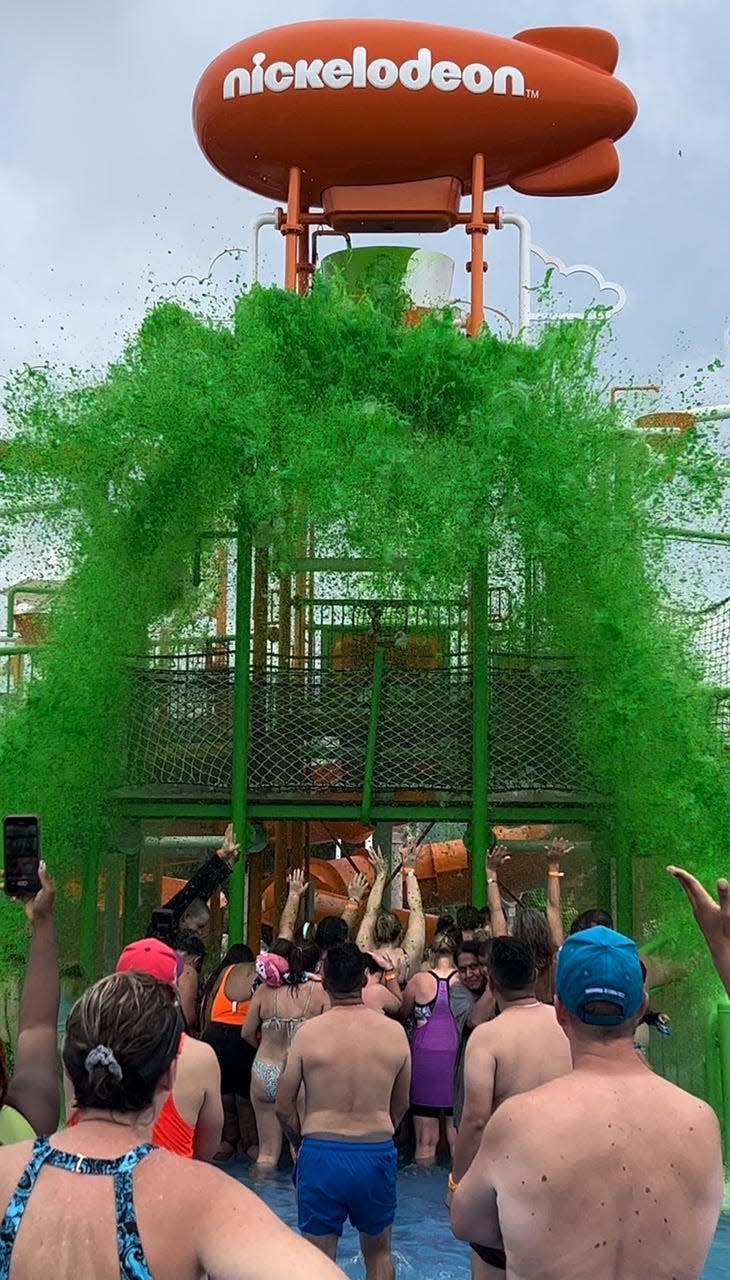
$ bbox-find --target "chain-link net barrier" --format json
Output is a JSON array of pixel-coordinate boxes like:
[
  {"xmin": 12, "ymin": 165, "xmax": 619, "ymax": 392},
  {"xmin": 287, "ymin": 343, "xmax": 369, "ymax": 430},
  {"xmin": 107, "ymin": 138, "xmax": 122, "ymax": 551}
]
[
  {"xmin": 691, "ymin": 596, "xmax": 730, "ymax": 691},
  {"xmin": 127, "ymin": 655, "xmax": 234, "ymax": 792},
  {"xmin": 126, "ymin": 650, "xmax": 591, "ymax": 801}
]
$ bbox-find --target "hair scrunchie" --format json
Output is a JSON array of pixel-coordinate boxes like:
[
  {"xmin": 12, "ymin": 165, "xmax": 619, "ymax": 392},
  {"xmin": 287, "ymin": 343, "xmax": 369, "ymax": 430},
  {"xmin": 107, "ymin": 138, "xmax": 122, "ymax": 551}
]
[
  {"xmin": 84, "ymin": 1044, "xmax": 123, "ymax": 1081},
  {"xmin": 256, "ymin": 953, "xmax": 290, "ymax": 988}
]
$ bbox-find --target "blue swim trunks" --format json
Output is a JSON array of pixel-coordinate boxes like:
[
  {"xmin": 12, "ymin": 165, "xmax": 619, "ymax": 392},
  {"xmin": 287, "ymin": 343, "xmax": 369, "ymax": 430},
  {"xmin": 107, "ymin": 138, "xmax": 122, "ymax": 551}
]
[{"xmin": 295, "ymin": 1136, "xmax": 397, "ymax": 1238}]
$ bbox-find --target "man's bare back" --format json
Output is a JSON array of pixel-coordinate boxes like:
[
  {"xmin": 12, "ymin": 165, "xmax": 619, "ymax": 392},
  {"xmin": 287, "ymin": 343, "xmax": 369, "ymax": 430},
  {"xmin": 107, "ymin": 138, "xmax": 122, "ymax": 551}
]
[
  {"xmin": 283, "ymin": 1004, "xmax": 410, "ymax": 1137},
  {"xmin": 276, "ymin": 944, "xmax": 411, "ymax": 1280},
  {"xmin": 453, "ymin": 940, "xmax": 572, "ymax": 1187},
  {"xmin": 467, "ymin": 1002, "xmax": 571, "ymax": 1112},
  {"xmin": 453, "ymin": 928, "xmax": 724, "ymax": 1280},
  {"xmin": 464, "ymin": 1062, "xmax": 723, "ymax": 1280}
]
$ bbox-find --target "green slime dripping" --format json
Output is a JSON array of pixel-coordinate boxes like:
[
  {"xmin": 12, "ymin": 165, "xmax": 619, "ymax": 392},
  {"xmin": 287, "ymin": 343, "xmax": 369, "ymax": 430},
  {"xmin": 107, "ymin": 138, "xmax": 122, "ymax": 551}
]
[{"xmin": 0, "ymin": 278, "xmax": 727, "ymax": 1003}]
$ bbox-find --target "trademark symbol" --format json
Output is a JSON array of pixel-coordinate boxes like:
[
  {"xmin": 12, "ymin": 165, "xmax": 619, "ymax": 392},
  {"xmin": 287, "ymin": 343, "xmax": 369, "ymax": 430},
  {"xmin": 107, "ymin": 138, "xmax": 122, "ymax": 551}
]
[{"xmin": 527, "ymin": 87, "xmax": 540, "ymax": 99}]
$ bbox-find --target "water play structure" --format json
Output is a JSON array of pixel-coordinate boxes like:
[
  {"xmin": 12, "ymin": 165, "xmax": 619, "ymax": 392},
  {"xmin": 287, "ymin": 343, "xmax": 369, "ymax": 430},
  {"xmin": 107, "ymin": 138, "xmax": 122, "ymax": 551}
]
[{"xmin": 1, "ymin": 19, "xmax": 730, "ymax": 1143}]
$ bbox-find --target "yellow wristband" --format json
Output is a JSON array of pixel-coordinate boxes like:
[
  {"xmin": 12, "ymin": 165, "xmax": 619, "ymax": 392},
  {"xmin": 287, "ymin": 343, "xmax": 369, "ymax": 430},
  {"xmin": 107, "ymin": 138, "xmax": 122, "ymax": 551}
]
[
  {"xmin": 384, "ymin": 970, "xmax": 396, "ymax": 981},
  {"xmin": 448, "ymin": 1173, "xmax": 459, "ymax": 1192},
  {"xmin": 548, "ymin": 869, "xmax": 564, "ymax": 878}
]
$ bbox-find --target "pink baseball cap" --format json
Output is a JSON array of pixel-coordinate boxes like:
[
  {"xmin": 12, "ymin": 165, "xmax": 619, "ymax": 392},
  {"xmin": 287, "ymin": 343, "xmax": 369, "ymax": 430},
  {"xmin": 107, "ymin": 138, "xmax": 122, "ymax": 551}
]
[{"xmin": 116, "ymin": 938, "xmax": 183, "ymax": 985}]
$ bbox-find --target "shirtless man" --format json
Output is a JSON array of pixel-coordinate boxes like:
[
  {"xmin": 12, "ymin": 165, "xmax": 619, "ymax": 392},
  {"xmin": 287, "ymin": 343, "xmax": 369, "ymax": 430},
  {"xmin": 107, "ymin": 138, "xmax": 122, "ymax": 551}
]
[
  {"xmin": 452, "ymin": 937, "xmax": 572, "ymax": 1278},
  {"xmin": 276, "ymin": 942, "xmax": 411, "ymax": 1280},
  {"xmin": 115, "ymin": 938, "xmax": 223, "ymax": 1159},
  {"xmin": 451, "ymin": 926, "xmax": 724, "ymax": 1280}
]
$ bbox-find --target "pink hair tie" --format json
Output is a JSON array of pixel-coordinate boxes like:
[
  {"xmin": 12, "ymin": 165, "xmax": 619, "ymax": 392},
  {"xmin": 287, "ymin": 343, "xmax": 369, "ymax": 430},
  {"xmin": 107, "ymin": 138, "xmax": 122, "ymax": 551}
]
[{"xmin": 256, "ymin": 953, "xmax": 290, "ymax": 988}]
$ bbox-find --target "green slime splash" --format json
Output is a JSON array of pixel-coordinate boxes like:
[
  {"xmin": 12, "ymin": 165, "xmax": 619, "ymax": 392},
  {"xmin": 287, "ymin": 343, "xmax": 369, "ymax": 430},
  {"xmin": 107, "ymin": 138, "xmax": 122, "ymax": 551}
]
[{"xmin": 0, "ymin": 279, "xmax": 728, "ymax": 982}]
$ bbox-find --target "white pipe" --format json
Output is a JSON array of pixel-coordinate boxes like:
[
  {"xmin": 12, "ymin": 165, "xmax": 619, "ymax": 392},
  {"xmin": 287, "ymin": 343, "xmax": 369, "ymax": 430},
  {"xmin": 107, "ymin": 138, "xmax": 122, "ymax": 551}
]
[
  {"xmin": 249, "ymin": 212, "xmax": 279, "ymax": 287},
  {"xmin": 144, "ymin": 836, "xmax": 222, "ymax": 849},
  {"xmin": 500, "ymin": 212, "xmax": 532, "ymax": 335},
  {"xmin": 691, "ymin": 406, "xmax": 730, "ymax": 423}
]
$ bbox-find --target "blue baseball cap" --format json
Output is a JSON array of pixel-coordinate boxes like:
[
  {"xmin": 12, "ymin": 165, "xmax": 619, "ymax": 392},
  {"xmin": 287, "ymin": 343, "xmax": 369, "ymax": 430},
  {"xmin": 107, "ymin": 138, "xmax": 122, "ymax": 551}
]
[{"xmin": 555, "ymin": 926, "xmax": 645, "ymax": 1026}]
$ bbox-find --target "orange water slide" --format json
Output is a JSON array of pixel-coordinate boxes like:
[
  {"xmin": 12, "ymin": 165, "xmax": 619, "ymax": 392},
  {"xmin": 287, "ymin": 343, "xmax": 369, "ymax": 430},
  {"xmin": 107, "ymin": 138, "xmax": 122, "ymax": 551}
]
[{"xmin": 261, "ymin": 840, "xmax": 473, "ymax": 934}]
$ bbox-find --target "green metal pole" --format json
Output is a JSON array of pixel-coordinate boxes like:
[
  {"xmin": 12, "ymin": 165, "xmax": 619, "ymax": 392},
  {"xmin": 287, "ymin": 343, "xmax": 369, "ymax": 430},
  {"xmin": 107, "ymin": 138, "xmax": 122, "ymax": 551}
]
[
  {"xmin": 595, "ymin": 849, "xmax": 613, "ymax": 916},
  {"xmin": 716, "ymin": 1002, "xmax": 730, "ymax": 1159},
  {"xmin": 229, "ymin": 524, "xmax": 252, "ymax": 945},
  {"xmin": 80, "ymin": 848, "xmax": 100, "ymax": 980},
  {"xmin": 122, "ymin": 844, "xmax": 141, "ymax": 946},
  {"xmin": 614, "ymin": 830, "xmax": 634, "ymax": 938},
  {"xmin": 471, "ymin": 556, "xmax": 490, "ymax": 907},
  {"xmin": 704, "ymin": 1006, "xmax": 721, "ymax": 1121},
  {"xmin": 361, "ymin": 645, "xmax": 385, "ymax": 824}
]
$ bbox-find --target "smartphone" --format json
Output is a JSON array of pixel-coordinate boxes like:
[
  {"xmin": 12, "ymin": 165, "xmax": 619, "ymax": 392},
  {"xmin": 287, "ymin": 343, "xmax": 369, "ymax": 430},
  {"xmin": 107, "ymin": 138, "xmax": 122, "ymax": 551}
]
[
  {"xmin": 3, "ymin": 815, "xmax": 42, "ymax": 897},
  {"xmin": 151, "ymin": 907, "xmax": 176, "ymax": 946}
]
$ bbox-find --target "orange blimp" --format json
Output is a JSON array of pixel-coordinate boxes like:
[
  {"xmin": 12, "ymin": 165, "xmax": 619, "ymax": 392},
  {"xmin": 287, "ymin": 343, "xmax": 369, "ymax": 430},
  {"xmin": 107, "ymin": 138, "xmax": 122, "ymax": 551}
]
[{"xmin": 193, "ymin": 20, "xmax": 637, "ymax": 206}]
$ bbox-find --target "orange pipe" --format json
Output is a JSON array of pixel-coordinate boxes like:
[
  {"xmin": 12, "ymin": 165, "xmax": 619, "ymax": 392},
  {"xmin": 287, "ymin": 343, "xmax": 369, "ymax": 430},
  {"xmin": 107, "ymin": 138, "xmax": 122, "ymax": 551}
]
[
  {"xmin": 214, "ymin": 544, "xmax": 228, "ymax": 638},
  {"xmin": 297, "ymin": 214, "xmax": 312, "ymax": 297},
  {"xmin": 284, "ymin": 166, "xmax": 302, "ymax": 291},
  {"xmin": 467, "ymin": 153, "xmax": 487, "ymax": 337}
]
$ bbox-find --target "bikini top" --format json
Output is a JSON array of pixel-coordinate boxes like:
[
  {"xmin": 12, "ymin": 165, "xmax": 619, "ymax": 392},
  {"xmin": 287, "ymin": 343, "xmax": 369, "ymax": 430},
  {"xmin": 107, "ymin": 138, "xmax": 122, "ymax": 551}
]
[
  {"xmin": 261, "ymin": 983, "xmax": 315, "ymax": 1040},
  {"xmin": 0, "ymin": 1136, "xmax": 155, "ymax": 1280},
  {"xmin": 153, "ymin": 1093, "xmax": 194, "ymax": 1160}
]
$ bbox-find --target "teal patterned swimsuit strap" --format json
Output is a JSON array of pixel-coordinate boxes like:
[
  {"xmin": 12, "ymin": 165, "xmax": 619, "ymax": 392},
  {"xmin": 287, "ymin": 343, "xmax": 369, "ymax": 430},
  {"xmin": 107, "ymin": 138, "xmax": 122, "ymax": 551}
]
[{"xmin": 0, "ymin": 1136, "xmax": 156, "ymax": 1279}]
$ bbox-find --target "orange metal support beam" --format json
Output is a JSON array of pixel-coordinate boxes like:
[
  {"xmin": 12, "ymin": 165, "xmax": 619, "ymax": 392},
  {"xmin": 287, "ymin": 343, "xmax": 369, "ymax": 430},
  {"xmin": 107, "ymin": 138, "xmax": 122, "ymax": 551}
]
[
  {"xmin": 284, "ymin": 167, "xmax": 302, "ymax": 291},
  {"xmin": 466, "ymin": 153, "xmax": 487, "ymax": 337}
]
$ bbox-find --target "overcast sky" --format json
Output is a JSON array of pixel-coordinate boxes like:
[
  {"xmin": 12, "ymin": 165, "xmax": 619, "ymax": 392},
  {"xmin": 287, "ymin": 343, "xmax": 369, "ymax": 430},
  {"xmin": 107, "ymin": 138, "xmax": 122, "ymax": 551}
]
[{"xmin": 1, "ymin": 1, "xmax": 729, "ymax": 601}]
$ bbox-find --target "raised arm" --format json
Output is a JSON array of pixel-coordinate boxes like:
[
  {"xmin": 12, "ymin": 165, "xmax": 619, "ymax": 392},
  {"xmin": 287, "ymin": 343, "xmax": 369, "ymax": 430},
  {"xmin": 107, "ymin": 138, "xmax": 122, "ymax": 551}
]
[
  {"xmin": 452, "ymin": 1031, "xmax": 497, "ymax": 1183},
  {"xmin": 157, "ymin": 824, "xmax": 240, "ymax": 929},
  {"xmin": 545, "ymin": 837, "xmax": 571, "ymax": 949},
  {"xmin": 402, "ymin": 870, "xmax": 426, "ymax": 975},
  {"xmin": 486, "ymin": 846, "xmax": 509, "ymax": 938},
  {"xmin": 355, "ymin": 848, "xmax": 387, "ymax": 952},
  {"xmin": 278, "ymin": 869, "xmax": 309, "ymax": 941},
  {"xmin": 668, "ymin": 866, "xmax": 730, "ymax": 996},
  {"xmin": 5, "ymin": 863, "xmax": 61, "ymax": 1135},
  {"xmin": 341, "ymin": 871, "xmax": 369, "ymax": 937}
]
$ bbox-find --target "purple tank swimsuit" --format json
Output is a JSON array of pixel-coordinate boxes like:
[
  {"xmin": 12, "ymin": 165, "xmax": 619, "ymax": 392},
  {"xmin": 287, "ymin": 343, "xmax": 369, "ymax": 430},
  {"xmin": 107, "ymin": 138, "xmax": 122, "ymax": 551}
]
[{"xmin": 410, "ymin": 973, "xmax": 459, "ymax": 1110}]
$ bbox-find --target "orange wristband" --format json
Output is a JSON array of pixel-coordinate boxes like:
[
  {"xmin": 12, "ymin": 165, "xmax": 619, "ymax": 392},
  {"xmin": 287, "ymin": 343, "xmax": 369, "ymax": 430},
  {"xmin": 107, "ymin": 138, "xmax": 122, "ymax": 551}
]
[{"xmin": 448, "ymin": 1173, "xmax": 459, "ymax": 1192}]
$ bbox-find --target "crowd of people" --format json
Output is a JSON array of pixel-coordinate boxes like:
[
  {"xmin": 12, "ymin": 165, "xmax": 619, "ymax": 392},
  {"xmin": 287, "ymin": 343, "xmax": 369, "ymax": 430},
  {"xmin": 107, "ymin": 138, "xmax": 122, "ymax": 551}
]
[{"xmin": 0, "ymin": 829, "xmax": 728, "ymax": 1279}]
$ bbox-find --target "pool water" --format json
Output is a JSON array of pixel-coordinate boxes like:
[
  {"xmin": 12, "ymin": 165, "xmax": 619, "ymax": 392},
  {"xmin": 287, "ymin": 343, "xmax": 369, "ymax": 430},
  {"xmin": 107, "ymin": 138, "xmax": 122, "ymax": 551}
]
[{"xmin": 232, "ymin": 1160, "xmax": 730, "ymax": 1278}]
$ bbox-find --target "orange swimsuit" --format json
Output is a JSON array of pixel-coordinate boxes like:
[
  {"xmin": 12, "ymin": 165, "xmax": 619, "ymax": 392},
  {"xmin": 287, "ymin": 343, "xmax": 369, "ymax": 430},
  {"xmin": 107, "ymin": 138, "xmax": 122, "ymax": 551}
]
[{"xmin": 152, "ymin": 1033, "xmax": 194, "ymax": 1158}]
